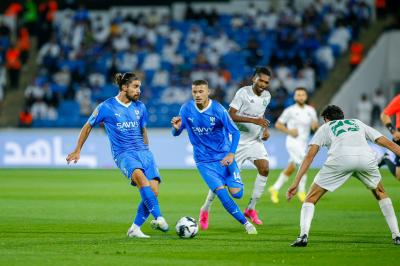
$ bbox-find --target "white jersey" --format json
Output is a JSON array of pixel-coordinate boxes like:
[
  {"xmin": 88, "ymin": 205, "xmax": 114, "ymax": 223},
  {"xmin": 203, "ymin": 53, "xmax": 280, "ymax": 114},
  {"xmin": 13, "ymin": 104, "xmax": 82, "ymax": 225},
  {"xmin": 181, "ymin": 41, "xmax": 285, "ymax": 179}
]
[
  {"xmin": 310, "ymin": 119, "xmax": 383, "ymax": 161},
  {"xmin": 277, "ymin": 104, "xmax": 318, "ymax": 146},
  {"xmin": 230, "ymin": 85, "xmax": 271, "ymax": 145}
]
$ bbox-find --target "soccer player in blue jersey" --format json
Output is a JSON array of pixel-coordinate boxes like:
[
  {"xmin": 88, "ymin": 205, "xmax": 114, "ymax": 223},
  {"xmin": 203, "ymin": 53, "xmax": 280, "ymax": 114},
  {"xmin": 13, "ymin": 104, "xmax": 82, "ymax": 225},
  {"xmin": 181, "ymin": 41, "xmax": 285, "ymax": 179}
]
[
  {"xmin": 171, "ymin": 79, "xmax": 257, "ymax": 234},
  {"xmin": 66, "ymin": 72, "xmax": 168, "ymax": 238}
]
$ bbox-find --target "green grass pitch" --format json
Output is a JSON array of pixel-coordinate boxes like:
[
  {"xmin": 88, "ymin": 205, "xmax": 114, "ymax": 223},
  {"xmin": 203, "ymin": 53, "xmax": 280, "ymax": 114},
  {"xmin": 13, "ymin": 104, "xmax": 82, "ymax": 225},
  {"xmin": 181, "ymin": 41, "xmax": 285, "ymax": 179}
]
[{"xmin": 1, "ymin": 168, "xmax": 400, "ymax": 265}]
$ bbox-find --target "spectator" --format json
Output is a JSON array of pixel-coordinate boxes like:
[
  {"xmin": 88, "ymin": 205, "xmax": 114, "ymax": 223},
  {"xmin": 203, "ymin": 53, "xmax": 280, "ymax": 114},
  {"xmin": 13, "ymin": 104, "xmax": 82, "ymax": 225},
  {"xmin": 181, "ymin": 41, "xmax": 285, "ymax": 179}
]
[
  {"xmin": 75, "ymin": 83, "xmax": 92, "ymax": 116},
  {"xmin": 371, "ymin": 89, "xmax": 387, "ymax": 127},
  {"xmin": 31, "ymin": 98, "xmax": 48, "ymax": 120},
  {"xmin": 356, "ymin": 93, "xmax": 373, "ymax": 125},
  {"xmin": 0, "ymin": 65, "xmax": 6, "ymax": 101},
  {"xmin": 19, "ymin": 106, "xmax": 32, "ymax": 127},
  {"xmin": 47, "ymin": 102, "xmax": 58, "ymax": 120},
  {"xmin": 5, "ymin": 44, "xmax": 22, "ymax": 89}
]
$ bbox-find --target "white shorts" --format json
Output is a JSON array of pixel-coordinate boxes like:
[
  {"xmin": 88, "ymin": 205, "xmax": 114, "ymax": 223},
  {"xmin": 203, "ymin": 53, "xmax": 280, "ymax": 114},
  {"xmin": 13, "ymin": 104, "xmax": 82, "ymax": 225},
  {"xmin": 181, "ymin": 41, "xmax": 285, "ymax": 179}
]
[
  {"xmin": 235, "ymin": 142, "xmax": 269, "ymax": 169},
  {"xmin": 286, "ymin": 142, "xmax": 307, "ymax": 165},
  {"xmin": 314, "ymin": 155, "xmax": 381, "ymax": 192}
]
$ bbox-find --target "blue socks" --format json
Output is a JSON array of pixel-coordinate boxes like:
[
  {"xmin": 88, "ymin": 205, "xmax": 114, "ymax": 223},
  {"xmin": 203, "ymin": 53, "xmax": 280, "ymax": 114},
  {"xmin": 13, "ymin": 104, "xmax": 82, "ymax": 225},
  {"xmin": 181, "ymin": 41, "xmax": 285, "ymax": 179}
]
[
  {"xmin": 215, "ymin": 188, "xmax": 247, "ymax": 224},
  {"xmin": 139, "ymin": 186, "xmax": 162, "ymax": 219},
  {"xmin": 133, "ymin": 200, "xmax": 150, "ymax": 227}
]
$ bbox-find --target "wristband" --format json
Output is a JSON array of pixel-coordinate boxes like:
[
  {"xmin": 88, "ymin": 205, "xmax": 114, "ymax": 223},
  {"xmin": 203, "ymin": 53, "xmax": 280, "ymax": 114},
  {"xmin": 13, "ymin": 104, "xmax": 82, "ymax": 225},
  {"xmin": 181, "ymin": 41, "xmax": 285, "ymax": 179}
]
[{"xmin": 386, "ymin": 123, "xmax": 395, "ymax": 134}]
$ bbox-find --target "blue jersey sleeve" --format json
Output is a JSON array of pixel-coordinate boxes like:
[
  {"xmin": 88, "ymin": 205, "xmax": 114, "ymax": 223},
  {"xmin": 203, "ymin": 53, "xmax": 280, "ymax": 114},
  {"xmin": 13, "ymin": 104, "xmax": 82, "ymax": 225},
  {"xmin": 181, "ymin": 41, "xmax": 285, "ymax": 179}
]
[
  {"xmin": 140, "ymin": 104, "xmax": 148, "ymax": 129},
  {"xmin": 88, "ymin": 103, "xmax": 105, "ymax": 127},
  {"xmin": 219, "ymin": 107, "xmax": 240, "ymax": 154},
  {"xmin": 172, "ymin": 105, "xmax": 186, "ymax": 136}
]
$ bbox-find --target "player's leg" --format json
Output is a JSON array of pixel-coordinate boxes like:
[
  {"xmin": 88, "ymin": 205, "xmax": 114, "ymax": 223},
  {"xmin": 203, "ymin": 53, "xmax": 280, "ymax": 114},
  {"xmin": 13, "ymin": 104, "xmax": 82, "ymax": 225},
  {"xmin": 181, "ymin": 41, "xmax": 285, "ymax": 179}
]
[
  {"xmin": 215, "ymin": 186, "xmax": 257, "ymax": 234},
  {"xmin": 269, "ymin": 162, "xmax": 296, "ymax": 203},
  {"xmin": 131, "ymin": 169, "xmax": 168, "ymax": 232},
  {"xmin": 131, "ymin": 179, "xmax": 159, "ymax": 233},
  {"xmin": 198, "ymin": 162, "xmax": 256, "ymax": 234},
  {"xmin": 224, "ymin": 162, "xmax": 257, "ymax": 234},
  {"xmin": 296, "ymin": 163, "xmax": 308, "ymax": 202},
  {"xmin": 244, "ymin": 159, "xmax": 268, "ymax": 225},
  {"xmin": 200, "ymin": 190, "xmax": 216, "ymax": 212},
  {"xmin": 115, "ymin": 154, "xmax": 153, "ymax": 238},
  {"xmin": 199, "ymin": 189, "xmax": 216, "ymax": 230},
  {"xmin": 291, "ymin": 158, "xmax": 351, "ymax": 247},
  {"xmin": 379, "ymin": 153, "xmax": 400, "ymax": 180},
  {"xmin": 356, "ymin": 162, "xmax": 400, "ymax": 245},
  {"xmin": 199, "ymin": 149, "xmax": 246, "ymax": 229},
  {"xmin": 291, "ymin": 183, "xmax": 327, "ymax": 247},
  {"xmin": 370, "ymin": 182, "xmax": 400, "ymax": 244}
]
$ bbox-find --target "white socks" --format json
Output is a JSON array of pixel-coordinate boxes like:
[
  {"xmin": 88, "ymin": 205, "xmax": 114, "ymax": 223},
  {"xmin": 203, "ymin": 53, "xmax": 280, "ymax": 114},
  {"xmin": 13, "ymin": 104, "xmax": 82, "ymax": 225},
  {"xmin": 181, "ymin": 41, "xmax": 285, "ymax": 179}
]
[
  {"xmin": 379, "ymin": 198, "xmax": 400, "ymax": 239},
  {"xmin": 247, "ymin": 174, "xmax": 268, "ymax": 210},
  {"xmin": 273, "ymin": 172, "xmax": 308, "ymax": 192},
  {"xmin": 300, "ymin": 202, "xmax": 315, "ymax": 236},
  {"xmin": 272, "ymin": 172, "xmax": 289, "ymax": 191},
  {"xmin": 298, "ymin": 198, "xmax": 400, "ymax": 239},
  {"xmin": 201, "ymin": 190, "xmax": 216, "ymax": 211}
]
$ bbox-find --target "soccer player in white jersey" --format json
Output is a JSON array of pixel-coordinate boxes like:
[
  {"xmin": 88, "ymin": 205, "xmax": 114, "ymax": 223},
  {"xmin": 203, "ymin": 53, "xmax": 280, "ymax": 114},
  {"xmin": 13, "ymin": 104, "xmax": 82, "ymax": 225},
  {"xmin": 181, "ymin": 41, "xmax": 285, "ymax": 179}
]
[
  {"xmin": 199, "ymin": 67, "xmax": 271, "ymax": 228},
  {"xmin": 269, "ymin": 87, "xmax": 318, "ymax": 203},
  {"xmin": 287, "ymin": 105, "xmax": 400, "ymax": 246}
]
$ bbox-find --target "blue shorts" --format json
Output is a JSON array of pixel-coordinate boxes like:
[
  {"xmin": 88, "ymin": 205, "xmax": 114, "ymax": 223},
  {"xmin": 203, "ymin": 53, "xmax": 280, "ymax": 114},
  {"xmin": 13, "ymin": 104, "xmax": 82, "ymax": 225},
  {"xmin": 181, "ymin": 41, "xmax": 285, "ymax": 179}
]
[
  {"xmin": 196, "ymin": 160, "xmax": 243, "ymax": 191},
  {"xmin": 115, "ymin": 150, "xmax": 161, "ymax": 186}
]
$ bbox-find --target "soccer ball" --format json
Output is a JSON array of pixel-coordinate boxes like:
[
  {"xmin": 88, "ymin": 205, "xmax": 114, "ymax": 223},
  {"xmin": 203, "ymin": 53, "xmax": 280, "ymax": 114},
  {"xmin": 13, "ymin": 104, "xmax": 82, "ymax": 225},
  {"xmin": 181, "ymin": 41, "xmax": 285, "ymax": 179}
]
[{"xmin": 175, "ymin": 216, "xmax": 199, "ymax": 238}]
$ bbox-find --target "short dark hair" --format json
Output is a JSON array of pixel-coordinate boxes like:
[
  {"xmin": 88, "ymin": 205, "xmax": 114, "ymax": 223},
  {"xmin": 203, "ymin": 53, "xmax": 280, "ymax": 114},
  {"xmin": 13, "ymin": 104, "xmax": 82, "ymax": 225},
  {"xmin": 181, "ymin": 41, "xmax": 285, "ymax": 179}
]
[
  {"xmin": 192, "ymin": 79, "xmax": 208, "ymax": 86},
  {"xmin": 114, "ymin": 72, "xmax": 139, "ymax": 90},
  {"xmin": 321, "ymin": 105, "xmax": 344, "ymax": 121},
  {"xmin": 294, "ymin": 87, "xmax": 308, "ymax": 94},
  {"xmin": 253, "ymin": 66, "xmax": 271, "ymax": 77}
]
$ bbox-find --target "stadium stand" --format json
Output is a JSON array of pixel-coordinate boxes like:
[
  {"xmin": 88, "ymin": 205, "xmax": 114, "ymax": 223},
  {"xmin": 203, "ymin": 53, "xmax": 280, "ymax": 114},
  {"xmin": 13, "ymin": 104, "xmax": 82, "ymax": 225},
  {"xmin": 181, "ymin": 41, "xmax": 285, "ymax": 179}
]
[{"xmin": 2, "ymin": 1, "xmax": 374, "ymax": 127}]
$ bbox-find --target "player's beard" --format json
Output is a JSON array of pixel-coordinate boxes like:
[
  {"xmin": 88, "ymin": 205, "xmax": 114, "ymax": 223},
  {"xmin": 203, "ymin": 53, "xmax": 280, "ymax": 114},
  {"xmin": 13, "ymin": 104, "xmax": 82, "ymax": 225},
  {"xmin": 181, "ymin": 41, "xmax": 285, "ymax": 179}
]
[
  {"xmin": 296, "ymin": 100, "xmax": 306, "ymax": 106},
  {"xmin": 127, "ymin": 93, "xmax": 140, "ymax": 102}
]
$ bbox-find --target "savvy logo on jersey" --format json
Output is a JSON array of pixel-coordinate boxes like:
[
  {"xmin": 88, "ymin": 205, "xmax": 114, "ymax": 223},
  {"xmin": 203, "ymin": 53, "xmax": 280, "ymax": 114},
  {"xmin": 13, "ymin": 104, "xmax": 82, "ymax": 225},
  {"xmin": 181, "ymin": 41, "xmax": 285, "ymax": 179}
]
[
  {"xmin": 191, "ymin": 126, "xmax": 214, "ymax": 135},
  {"xmin": 117, "ymin": 121, "xmax": 140, "ymax": 131}
]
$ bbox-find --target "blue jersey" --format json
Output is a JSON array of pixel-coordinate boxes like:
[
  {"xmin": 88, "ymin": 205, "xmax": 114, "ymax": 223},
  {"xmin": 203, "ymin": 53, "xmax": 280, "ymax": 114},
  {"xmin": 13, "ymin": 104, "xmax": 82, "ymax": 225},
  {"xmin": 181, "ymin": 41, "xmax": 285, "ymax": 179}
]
[
  {"xmin": 172, "ymin": 100, "xmax": 240, "ymax": 163},
  {"xmin": 88, "ymin": 97, "xmax": 148, "ymax": 158}
]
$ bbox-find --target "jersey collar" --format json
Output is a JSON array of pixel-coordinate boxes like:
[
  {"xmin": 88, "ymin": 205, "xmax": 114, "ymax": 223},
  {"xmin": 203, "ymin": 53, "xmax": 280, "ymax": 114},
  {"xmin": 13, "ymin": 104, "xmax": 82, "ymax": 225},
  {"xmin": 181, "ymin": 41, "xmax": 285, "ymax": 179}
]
[
  {"xmin": 194, "ymin": 99, "xmax": 212, "ymax": 113},
  {"xmin": 115, "ymin": 96, "xmax": 132, "ymax": 108}
]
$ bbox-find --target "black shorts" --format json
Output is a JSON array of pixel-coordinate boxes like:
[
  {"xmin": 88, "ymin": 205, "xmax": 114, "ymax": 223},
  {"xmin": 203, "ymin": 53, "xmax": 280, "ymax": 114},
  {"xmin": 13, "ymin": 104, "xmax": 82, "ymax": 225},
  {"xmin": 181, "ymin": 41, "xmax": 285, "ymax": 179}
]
[{"xmin": 394, "ymin": 138, "xmax": 400, "ymax": 167}]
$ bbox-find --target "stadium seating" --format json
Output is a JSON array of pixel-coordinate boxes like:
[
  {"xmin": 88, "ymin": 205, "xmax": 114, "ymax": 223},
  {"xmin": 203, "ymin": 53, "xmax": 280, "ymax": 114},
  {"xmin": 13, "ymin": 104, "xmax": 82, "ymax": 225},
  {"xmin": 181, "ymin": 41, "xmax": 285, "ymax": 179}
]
[{"xmin": 23, "ymin": 1, "xmax": 372, "ymax": 127}]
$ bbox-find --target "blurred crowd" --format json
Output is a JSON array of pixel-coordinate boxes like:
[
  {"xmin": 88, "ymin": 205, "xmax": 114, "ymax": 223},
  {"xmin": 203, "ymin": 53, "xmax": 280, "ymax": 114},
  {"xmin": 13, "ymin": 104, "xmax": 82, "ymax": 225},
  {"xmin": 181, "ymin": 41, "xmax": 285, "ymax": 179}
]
[{"xmin": 1, "ymin": 1, "xmax": 374, "ymax": 127}]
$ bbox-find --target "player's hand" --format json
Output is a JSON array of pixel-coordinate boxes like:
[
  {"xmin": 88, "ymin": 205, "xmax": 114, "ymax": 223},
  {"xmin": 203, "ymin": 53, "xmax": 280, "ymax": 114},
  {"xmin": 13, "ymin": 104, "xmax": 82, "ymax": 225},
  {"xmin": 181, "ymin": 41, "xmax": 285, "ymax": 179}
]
[
  {"xmin": 288, "ymin": 129, "xmax": 299, "ymax": 138},
  {"xmin": 393, "ymin": 131, "xmax": 400, "ymax": 141},
  {"xmin": 220, "ymin": 153, "xmax": 234, "ymax": 166},
  {"xmin": 261, "ymin": 128, "xmax": 270, "ymax": 141},
  {"xmin": 66, "ymin": 151, "xmax": 80, "ymax": 164},
  {"xmin": 171, "ymin": 116, "xmax": 182, "ymax": 130},
  {"xmin": 286, "ymin": 183, "xmax": 298, "ymax": 201},
  {"xmin": 253, "ymin": 117, "xmax": 269, "ymax": 128}
]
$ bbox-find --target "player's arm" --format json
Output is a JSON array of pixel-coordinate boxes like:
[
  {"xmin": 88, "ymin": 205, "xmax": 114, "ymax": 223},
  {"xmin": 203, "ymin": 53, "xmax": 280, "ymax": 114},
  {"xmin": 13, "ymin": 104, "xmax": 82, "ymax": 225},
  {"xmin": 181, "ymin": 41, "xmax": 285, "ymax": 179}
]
[
  {"xmin": 221, "ymin": 129, "xmax": 240, "ymax": 166},
  {"xmin": 142, "ymin": 128, "xmax": 149, "ymax": 145},
  {"xmin": 228, "ymin": 107, "xmax": 269, "ymax": 127},
  {"xmin": 381, "ymin": 112, "xmax": 400, "ymax": 141},
  {"xmin": 311, "ymin": 120, "xmax": 319, "ymax": 132},
  {"xmin": 275, "ymin": 121, "xmax": 298, "ymax": 137},
  {"xmin": 261, "ymin": 127, "xmax": 270, "ymax": 141},
  {"xmin": 286, "ymin": 144, "xmax": 319, "ymax": 201},
  {"xmin": 376, "ymin": 136, "xmax": 400, "ymax": 157},
  {"xmin": 171, "ymin": 116, "xmax": 184, "ymax": 136},
  {"xmin": 221, "ymin": 109, "xmax": 240, "ymax": 166},
  {"xmin": 66, "ymin": 122, "xmax": 93, "ymax": 164},
  {"xmin": 381, "ymin": 96, "xmax": 400, "ymax": 140}
]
